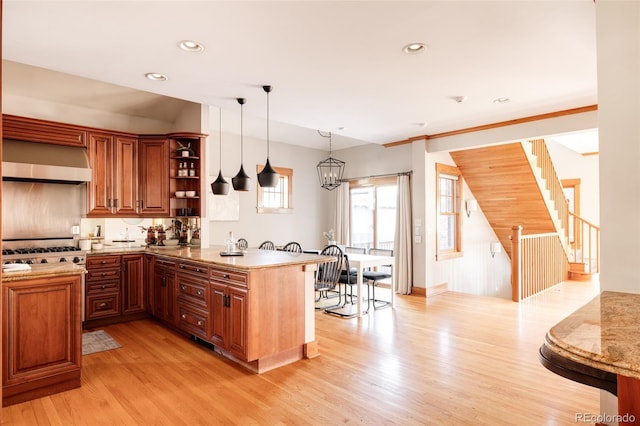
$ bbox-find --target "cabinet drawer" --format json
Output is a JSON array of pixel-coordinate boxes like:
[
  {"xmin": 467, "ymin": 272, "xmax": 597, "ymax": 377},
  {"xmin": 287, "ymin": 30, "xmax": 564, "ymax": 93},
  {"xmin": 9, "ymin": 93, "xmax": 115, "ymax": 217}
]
[
  {"xmin": 86, "ymin": 268, "xmax": 121, "ymax": 282},
  {"xmin": 177, "ymin": 261, "xmax": 209, "ymax": 278},
  {"xmin": 86, "ymin": 294, "xmax": 121, "ymax": 319},
  {"xmin": 210, "ymin": 268, "xmax": 247, "ymax": 287},
  {"xmin": 177, "ymin": 304, "xmax": 209, "ymax": 338},
  {"xmin": 87, "ymin": 255, "xmax": 121, "ymax": 269},
  {"xmin": 87, "ymin": 280, "xmax": 120, "ymax": 294},
  {"xmin": 155, "ymin": 257, "xmax": 176, "ymax": 269},
  {"xmin": 177, "ymin": 279, "xmax": 208, "ymax": 306}
]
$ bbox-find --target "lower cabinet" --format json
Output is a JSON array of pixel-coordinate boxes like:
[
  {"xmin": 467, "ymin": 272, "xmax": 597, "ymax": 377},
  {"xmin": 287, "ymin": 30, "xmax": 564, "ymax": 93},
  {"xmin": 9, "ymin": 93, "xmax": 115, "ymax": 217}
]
[
  {"xmin": 3, "ymin": 274, "xmax": 82, "ymax": 406},
  {"xmin": 210, "ymin": 268, "xmax": 249, "ymax": 360},
  {"xmin": 176, "ymin": 261, "xmax": 210, "ymax": 339},
  {"xmin": 85, "ymin": 253, "xmax": 144, "ymax": 327},
  {"xmin": 152, "ymin": 257, "xmax": 176, "ymax": 326}
]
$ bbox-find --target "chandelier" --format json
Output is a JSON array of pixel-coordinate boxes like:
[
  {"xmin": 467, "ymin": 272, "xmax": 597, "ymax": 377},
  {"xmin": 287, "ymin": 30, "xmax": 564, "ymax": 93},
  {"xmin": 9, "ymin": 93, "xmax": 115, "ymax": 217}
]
[{"xmin": 316, "ymin": 131, "xmax": 345, "ymax": 190}]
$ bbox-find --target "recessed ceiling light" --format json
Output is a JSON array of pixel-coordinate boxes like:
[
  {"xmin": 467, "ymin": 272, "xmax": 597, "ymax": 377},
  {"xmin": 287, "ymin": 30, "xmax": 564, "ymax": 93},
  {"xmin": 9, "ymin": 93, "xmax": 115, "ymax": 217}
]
[
  {"xmin": 403, "ymin": 43, "xmax": 426, "ymax": 54},
  {"xmin": 178, "ymin": 40, "xmax": 204, "ymax": 52},
  {"xmin": 493, "ymin": 97, "xmax": 511, "ymax": 104},
  {"xmin": 145, "ymin": 72, "xmax": 168, "ymax": 82}
]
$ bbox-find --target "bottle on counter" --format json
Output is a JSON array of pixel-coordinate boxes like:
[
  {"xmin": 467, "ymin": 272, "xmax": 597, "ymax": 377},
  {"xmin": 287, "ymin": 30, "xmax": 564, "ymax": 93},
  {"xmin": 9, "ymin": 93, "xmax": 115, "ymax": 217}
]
[{"xmin": 225, "ymin": 231, "xmax": 237, "ymax": 253}]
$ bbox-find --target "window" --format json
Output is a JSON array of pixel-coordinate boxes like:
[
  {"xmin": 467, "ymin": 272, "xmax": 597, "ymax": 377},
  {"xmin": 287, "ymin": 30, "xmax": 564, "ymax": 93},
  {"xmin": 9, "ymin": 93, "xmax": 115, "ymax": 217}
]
[
  {"xmin": 436, "ymin": 163, "xmax": 463, "ymax": 260},
  {"xmin": 349, "ymin": 176, "xmax": 397, "ymax": 251},
  {"xmin": 256, "ymin": 165, "xmax": 293, "ymax": 213}
]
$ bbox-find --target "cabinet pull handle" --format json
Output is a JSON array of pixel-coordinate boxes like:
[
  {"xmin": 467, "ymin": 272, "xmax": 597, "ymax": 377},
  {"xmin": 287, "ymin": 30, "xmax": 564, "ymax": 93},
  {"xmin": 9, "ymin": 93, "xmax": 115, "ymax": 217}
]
[
  {"xmin": 181, "ymin": 313, "xmax": 187, "ymax": 319},
  {"xmin": 161, "ymin": 276, "xmax": 167, "ymax": 287},
  {"xmin": 101, "ymin": 260, "xmax": 107, "ymax": 264},
  {"xmin": 196, "ymin": 289, "xmax": 203, "ymax": 296},
  {"xmin": 98, "ymin": 302, "xmax": 107, "ymax": 308}
]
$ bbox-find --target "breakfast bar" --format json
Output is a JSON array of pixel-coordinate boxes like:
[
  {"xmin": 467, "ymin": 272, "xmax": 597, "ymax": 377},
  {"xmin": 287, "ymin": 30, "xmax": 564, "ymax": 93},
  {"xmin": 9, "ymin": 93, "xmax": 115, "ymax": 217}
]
[{"xmin": 539, "ymin": 291, "xmax": 640, "ymax": 424}]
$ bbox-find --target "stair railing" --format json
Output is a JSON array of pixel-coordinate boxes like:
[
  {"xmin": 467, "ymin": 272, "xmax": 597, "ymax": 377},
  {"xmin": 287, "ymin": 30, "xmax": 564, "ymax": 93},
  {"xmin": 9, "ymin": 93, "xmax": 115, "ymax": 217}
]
[
  {"xmin": 511, "ymin": 225, "xmax": 569, "ymax": 302},
  {"xmin": 568, "ymin": 212, "xmax": 600, "ymax": 274},
  {"xmin": 528, "ymin": 139, "xmax": 569, "ymax": 241}
]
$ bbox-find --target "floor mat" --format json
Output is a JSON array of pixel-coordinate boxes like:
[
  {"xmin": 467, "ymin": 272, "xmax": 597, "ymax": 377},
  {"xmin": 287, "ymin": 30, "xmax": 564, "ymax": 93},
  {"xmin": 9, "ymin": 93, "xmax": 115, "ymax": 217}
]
[{"xmin": 82, "ymin": 330, "xmax": 122, "ymax": 356}]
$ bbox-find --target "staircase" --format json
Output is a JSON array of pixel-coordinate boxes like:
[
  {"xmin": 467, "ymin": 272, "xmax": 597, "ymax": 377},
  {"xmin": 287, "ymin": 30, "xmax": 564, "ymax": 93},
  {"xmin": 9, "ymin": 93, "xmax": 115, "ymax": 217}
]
[{"xmin": 450, "ymin": 139, "xmax": 599, "ymax": 300}]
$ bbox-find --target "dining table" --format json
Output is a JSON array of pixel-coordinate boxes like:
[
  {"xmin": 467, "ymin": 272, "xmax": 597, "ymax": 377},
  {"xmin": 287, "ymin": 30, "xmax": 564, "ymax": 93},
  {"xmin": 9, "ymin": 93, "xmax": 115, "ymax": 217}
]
[{"xmin": 345, "ymin": 252, "xmax": 395, "ymax": 317}]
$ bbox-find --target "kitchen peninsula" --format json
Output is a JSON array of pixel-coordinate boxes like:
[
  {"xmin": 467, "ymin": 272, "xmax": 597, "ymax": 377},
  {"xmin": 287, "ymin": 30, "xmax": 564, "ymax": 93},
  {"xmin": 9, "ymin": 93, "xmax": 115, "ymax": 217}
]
[
  {"xmin": 88, "ymin": 246, "xmax": 331, "ymax": 373},
  {"xmin": 539, "ymin": 291, "xmax": 640, "ymax": 423}
]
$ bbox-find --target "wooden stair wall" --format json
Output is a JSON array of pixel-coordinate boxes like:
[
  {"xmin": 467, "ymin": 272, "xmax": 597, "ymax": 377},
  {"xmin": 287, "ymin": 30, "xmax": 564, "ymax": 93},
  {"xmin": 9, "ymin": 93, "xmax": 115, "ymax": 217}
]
[{"xmin": 450, "ymin": 143, "xmax": 557, "ymax": 258}]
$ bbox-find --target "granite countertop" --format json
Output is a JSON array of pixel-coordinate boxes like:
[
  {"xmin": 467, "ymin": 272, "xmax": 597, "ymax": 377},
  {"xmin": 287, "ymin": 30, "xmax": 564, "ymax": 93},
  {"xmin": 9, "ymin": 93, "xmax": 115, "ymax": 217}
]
[
  {"xmin": 2, "ymin": 263, "xmax": 86, "ymax": 282},
  {"xmin": 89, "ymin": 245, "xmax": 334, "ymax": 270},
  {"xmin": 544, "ymin": 291, "xmax": 640, "ymax": 380}
]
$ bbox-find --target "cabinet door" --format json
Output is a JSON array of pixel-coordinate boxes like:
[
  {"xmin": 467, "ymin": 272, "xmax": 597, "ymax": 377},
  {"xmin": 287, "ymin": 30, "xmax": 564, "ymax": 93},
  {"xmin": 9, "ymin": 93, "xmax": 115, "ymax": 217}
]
[
  {"xmin": 87, "ymin": 132, "xmax": 113, "ymax": 216},
  {"xmin": 139, "ymin": 138, "xmax": 170, "ymax": 216},
  {"xmin": 153, "ymin": 265, "xmax": 176, "ymax": 325},
  {"xmin": 113, "ymin": 135, "xmax": 138, "ymax": 216},
  {"xmin": 209, "ymin": 282, "xmax": 227, "ymax": 348},
  {"xmin": 122, "ymin": 254, "xmax": 144, "ymax": 314},
  {"xmin": 3, "ymin": 275, "xmax": 82, "ymax": 386},
  {"xmin": 227, "ymin": 286, "xmax": 248, "ymax": 360}
]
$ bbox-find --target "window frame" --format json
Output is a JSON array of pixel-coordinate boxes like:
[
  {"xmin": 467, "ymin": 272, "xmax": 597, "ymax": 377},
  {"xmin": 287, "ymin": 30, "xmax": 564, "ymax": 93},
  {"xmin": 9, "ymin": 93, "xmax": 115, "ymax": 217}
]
[
  {"xmin": 436, "ymin": 163, "xmax": 463, "ymax": 260},
  {"xmin": 256, "ymin": 165, "xmax": 293, "ymax": 214},
  {"xmin": 349, "ymin": 176, "xmax": 397, "ymax": 251}
]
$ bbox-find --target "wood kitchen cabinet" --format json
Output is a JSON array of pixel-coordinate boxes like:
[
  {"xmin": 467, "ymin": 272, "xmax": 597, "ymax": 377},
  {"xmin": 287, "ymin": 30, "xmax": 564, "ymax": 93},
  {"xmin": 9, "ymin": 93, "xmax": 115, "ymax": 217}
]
[
  {"xmin": 87, "ymin": 131, "xmax": 139, "ymax": 217},
  {"xmin": 209, "ymin": 268, "xmax": 249, "ymax": 360},
  {"xmin": 88, "ymin": 134, "xmax": 170, "ymax": 218},
  {"xmin": 176, "ymin": 261, "xmax": 210, "ymax": 339},
  {"xmin": 3, "ymin": 274, "xmax": 82, "ymax": 406},
  {"xmin": 84, "ymin": 254, "xmax": 145, "ymax": 328},
  {"xmin": 152, "ymin": 257, "xmax": 176, "ymax": 326},
  {"xmin": 169, "ymin": 133, "xmax": 206, "ymax": 218}
]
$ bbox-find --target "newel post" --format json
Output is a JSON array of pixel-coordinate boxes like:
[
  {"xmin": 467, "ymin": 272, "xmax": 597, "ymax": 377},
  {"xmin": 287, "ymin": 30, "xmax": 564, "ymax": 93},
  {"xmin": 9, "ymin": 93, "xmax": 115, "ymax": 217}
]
[{"xmin": 511, "ymin": 225, "xmax": 523, "ymax": 302}]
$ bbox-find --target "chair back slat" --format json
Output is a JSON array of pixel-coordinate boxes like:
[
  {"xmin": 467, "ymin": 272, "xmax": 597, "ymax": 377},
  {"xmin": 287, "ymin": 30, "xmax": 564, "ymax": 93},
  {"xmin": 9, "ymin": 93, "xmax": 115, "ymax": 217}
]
[
  {"xmin": 282, "ymin": 241, "xmax": 303, "ymax": 253},
  {"xmin": 259, "ymin": 240, "xmax": 276, "ymax": 250}
]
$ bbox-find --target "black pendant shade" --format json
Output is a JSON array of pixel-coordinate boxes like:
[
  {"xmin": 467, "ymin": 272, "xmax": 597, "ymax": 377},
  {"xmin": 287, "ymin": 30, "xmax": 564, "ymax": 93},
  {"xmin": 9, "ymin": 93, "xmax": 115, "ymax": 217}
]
[
  {"xmin": 257, "ymin": 158, "xmax": 279, "ymax": 187},
  {"xmin": 211, "ymin": 170, "xmax": 229, "ymax": 195},
  {"xmin": 232, "ymin": 97, "xmax": 251, "ymax": 192},
  {"xmin": 211, "ymin": 108, "xmax": 230, "ymax": 195},
  {"xmin": 257, "ymin": 85, "xmax": 279, "ymax": 187},
  {"xmin": 232, "ymin": 164, "xmax": 251, "ymax": 191}
]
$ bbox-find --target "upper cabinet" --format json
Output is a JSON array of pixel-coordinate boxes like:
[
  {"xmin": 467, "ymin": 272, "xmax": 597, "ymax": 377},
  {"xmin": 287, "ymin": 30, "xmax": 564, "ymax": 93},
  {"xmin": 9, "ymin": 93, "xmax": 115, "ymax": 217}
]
[
  {"xmin": 87, "ymin": 131, "xmax": 139, "ymax": 217},
  {"xmin": 169, "ymin": 133, "xmax": 205, "ymax": 218},
  {"xmin": 3, "ymin": 114, "xmax": 86, "ymax": 147},
  {"xmin": 88, "ymin": 133, "xmax": 172, "ymax": 218}
]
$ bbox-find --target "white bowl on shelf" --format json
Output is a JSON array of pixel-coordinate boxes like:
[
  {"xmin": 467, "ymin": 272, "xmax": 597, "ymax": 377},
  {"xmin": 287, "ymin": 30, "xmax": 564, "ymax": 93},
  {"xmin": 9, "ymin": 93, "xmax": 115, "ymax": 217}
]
[
  {"xmin": 175, "ymin": 191, "xmax": 186, "ymax": 198},
  {"xmin": 185, "ymin": 190, "xmax": 197, "ymax": 197}
]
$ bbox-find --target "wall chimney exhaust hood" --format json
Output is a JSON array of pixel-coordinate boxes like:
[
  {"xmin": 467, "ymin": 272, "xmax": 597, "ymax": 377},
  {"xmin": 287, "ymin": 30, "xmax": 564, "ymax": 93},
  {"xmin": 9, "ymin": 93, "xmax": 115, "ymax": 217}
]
[{"xmin": 2, "ymin": 139, "xmax": 92, "ymax": 184}]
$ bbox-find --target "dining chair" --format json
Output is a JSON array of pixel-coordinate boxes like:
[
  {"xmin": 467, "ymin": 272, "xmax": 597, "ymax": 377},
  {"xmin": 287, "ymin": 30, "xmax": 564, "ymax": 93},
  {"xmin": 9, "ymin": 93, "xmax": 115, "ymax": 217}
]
[
  {"xmin": 282, "ymin": 241, "xmax": 303, "ymax": 253},
  {"xmin": 324, "ymin": 253, "xmax": 368, "ymax": 317},
  {"xmin": 236, "ymin": 238, "xmax": 248, "ymax": 250},
  {"xmin": 344, "ymin": 246, "xmax": 366, "ymax": 275},
  {"xmin": 314, "ymin": 245, "xmax": 344, "ymax": 309},
  {"xmin": 258, "ymin": 240, "xmax": 276, "ymax": 250},
  {"xmin": 363, "ymin": 248, "xmax": 393, "ymax": 310}
]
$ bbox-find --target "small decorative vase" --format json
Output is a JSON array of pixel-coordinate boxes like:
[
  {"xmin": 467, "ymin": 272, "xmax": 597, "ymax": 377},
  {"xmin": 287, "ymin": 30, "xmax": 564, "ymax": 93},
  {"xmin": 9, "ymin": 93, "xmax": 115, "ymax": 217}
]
[{"xmin": 181, "ymin": 150, "xmax": 190, "ymax": 157}]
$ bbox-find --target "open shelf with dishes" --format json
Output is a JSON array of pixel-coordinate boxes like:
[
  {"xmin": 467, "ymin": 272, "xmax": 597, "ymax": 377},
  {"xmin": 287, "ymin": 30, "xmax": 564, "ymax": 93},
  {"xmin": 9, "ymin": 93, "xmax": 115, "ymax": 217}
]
[{"xmin": 169, "ymin": 133, "xmax": 206, "ymax": 219}]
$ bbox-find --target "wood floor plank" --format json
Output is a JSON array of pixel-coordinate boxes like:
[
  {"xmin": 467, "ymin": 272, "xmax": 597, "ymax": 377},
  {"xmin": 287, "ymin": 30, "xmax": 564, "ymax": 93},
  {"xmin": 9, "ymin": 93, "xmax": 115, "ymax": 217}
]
[{"xmin": 2, "ymin": 280, "xmax": 600, "ymax": 425}]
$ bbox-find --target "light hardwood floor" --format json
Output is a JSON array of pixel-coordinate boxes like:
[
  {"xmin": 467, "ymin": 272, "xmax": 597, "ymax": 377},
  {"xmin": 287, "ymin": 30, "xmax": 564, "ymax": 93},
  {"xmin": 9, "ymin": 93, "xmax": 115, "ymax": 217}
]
[{"xmin": 3, "ymin": 280, "xmax": 601, "ymax": 425}]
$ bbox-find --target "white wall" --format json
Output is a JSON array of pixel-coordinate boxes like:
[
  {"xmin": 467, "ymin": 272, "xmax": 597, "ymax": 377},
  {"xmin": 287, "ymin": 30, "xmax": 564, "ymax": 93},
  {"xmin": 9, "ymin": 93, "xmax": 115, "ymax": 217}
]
[
  {"xmin": 425, "ymin": 151, "xmax": 511, "ymax": 298},
  {"xmin": 206, "ymin": 106, "xmax": 329, "ymax": 250}
]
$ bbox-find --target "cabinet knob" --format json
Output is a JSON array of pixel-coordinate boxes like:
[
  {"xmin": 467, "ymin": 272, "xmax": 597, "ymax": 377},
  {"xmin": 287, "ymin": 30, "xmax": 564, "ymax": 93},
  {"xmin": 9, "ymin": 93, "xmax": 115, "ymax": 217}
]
[
  {"xmin": 196, "ymin": 289, "xmax": 203, "ymax": 296},
  {"xmin": 101, "ymin": 285, "xmax": 105, "ymax": 289},
  {"xmin": 101, "ymin": 272, "xmax": 107, "ymax": 276},
  {"xmin": 196, "ymin": 268, "xmax": 201, "ymax": 273},
  {"xmin": 181, "ymin": 313, "xmax": 187, "ymax": 319},
  {"xmin": 180, "ymin": 265, "xmax": 185, "ymax": 269},
  {"xmin": 223, "ymin": 274, "xmax": 229, "ymax": 279},
  {"xmin": 197, "ymin": 320, "xmax": 203, "ymax": 326},
  {"xmin": 181, "ymin": 285, "xmax": 187, "ymax": 290},
  {"xmin": 101, "ymin": 260, "xmax": 107, "ymax": 264}
]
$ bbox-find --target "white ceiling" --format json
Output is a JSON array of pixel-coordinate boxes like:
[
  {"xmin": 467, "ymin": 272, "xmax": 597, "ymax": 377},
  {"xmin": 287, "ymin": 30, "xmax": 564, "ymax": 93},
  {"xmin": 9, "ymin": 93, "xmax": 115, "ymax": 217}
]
[{"xmin": 2, "ymin": 1, "xmax": 598, "ymax": 151}]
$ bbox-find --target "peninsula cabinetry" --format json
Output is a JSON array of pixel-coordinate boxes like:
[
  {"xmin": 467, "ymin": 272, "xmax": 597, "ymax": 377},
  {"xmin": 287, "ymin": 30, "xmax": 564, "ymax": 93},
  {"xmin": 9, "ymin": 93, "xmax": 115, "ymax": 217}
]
[
  {"xmin": 2, "ymin": 274, "xmax": 82, "ymax": 406},
  {"xmin": 176, "ymin": 261, "xmax": 210, "ymax": 339},
  {"xmin": 209, "ymin": 268, "xmax": 249, "ymax": 360}
]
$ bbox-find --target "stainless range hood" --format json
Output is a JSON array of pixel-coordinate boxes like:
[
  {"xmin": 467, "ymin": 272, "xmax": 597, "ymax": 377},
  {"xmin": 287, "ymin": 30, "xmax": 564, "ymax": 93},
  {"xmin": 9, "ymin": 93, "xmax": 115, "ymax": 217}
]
[{"xmin": 2, "ymin": 139, "xmax": 92, "ymax": 183}]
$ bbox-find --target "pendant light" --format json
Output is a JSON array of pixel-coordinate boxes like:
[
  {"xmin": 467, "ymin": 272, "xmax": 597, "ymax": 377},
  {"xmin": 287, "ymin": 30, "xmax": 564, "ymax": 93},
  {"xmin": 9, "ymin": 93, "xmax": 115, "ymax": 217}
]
[
  {"xmin": 232, "ymin": 98, "xmax": 251, "ymax": 191},
  {"xmin": 257, "ymin": 85, "xmax": 280, "ymax": 187},
  {"xmin": 211, "ymin": 108, "xmax": 229, "ymax": 195},
  {"xmin": 316, "ymin": 131, "xmax": 345, "ymax": 190}
]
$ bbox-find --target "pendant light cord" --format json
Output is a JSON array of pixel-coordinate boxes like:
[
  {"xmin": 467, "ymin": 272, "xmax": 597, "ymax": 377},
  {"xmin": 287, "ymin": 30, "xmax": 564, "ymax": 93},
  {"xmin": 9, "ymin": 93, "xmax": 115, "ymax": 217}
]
[
  {"xmin": 240, "ymin": 100, "xmax": 244, "ymax": 162},
  {"xmin": 266, "ymin": 88, "xmax": 270, "ymax": 158},
  {"xmin": 218, "ymin": 108, "xmax": 222, "ymax": 167}
]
